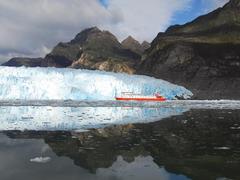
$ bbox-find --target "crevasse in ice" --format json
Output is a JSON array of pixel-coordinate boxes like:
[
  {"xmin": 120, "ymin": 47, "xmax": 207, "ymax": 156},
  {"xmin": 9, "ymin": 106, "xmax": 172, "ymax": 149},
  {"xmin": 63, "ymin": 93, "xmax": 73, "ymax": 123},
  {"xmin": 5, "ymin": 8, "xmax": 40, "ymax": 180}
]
[{"xmin": 0, "ymin": 66, "xmax": 193, "ymax": 100}]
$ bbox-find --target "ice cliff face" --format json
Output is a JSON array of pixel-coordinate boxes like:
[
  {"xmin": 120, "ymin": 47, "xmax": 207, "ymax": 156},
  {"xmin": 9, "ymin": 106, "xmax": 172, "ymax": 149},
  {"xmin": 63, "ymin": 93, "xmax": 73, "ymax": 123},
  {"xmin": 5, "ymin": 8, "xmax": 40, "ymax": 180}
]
[{"xmin": 0, "ymin": 67, "xmax": 192, "ymax": 100}]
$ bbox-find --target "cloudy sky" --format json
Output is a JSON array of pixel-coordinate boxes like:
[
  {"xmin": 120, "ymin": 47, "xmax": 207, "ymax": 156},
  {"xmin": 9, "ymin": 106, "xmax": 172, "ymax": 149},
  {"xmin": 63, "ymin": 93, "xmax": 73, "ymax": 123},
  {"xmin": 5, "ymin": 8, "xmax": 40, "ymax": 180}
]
[{"xmin": 0, "ymin": 0, "xmax": 229, "ymax": 63}]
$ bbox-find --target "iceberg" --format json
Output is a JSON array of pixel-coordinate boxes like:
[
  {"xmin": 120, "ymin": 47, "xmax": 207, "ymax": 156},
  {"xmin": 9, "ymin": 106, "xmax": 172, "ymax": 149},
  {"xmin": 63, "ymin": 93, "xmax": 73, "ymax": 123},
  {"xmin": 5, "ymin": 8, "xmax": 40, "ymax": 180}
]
[{"xmin": 0, "ymin": 66, "xmax": 192, "ymax": 100}]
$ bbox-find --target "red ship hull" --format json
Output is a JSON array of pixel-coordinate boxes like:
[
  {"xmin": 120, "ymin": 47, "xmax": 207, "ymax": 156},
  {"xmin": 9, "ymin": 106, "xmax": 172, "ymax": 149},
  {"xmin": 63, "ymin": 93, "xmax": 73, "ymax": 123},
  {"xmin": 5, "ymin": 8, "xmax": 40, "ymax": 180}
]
[{"xmin": 115, "ymin": 97, "xmax": 166, "ymax": 102}]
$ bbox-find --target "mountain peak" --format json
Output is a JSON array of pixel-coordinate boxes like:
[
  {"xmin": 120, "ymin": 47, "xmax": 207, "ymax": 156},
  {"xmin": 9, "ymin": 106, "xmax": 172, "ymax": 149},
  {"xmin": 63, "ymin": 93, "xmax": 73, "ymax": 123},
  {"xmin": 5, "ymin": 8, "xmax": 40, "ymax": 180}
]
[
  {"xmin": 122, "ymin": 36, "xmax": 141, "ymax": 45},
  {"xmin": 141, "ymin": 41, "xmax": 151, "ymax": 50},
  {"xmin": 121, "ymin": 36, "xmax": 143, "ymax": 54},
  {"xmin": 82, "ymin": 26, "xmax": 101, "ymax": 33},
  {"xmin": 121, "ymin": 36, "xmax": 150, "ymax": 54},
  {"xmin": 125, "ymin": 36, "xmax": 137, "ymax": 41},
  {"xmin": 71, "ymin": 27, "xmax": 102, "ymax": 43}
]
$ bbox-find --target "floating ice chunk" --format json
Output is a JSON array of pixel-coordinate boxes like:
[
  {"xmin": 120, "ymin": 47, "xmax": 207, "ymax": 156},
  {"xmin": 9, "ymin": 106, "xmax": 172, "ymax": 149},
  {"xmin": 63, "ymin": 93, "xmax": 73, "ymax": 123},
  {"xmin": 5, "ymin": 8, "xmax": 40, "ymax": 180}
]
[
  {"xmin": 214, "ymin": 147, "xmax": 231, "ymax": 150},
  {"xmin": 0, "ymin": 67, "xmax": 192, "ymax": 100},
  {"xmin": 30, "ymin": 157, "xmax": 51, "ymax": 163}
]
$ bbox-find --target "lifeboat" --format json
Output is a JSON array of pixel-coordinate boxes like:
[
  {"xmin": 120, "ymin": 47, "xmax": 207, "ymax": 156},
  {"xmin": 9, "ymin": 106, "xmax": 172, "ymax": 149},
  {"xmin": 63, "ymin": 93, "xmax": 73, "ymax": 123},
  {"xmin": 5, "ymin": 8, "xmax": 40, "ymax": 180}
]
[{"xmin": 115, "ymin": 92, "xmax": 166, "ymax": 101}]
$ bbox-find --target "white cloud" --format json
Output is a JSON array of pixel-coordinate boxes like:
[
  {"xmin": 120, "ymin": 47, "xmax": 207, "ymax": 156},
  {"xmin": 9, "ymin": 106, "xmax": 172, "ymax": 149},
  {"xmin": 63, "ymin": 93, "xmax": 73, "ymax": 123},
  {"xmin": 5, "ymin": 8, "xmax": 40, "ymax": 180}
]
[
  {"xmin": 102, "ymin": 0, "xmax": 191, "ymax": 42},
  {"xmin": 0, "ymin": 0, "xmax": 229, "ymax": 62},
  {"xmin": 0, "ymin": 0, "xmax": 120, "ymax": 62}
]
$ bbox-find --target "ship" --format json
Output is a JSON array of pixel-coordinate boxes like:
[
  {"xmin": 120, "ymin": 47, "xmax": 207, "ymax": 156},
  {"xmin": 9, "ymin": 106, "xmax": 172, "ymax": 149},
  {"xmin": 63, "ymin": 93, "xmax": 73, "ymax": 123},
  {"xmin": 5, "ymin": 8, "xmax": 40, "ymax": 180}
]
[{"xmin": 115, "ymin": 92, "xmax": 166, "ymax": 101}]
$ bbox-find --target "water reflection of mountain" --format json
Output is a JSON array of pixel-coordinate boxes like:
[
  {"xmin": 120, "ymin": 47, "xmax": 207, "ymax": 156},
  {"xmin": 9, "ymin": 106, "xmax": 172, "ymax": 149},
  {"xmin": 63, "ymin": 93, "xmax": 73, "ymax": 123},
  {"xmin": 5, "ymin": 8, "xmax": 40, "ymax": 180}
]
[{"xmin": 5, "ymin": 109, "xmax": 240, "ymax": 179}]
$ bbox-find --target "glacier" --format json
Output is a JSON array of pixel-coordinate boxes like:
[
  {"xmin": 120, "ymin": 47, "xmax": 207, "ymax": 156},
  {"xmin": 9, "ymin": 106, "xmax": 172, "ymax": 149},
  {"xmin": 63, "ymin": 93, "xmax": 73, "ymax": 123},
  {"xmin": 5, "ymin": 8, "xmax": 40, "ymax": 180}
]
[{"xmin": 0, "ymin": 66, "xmax": 193, "ymax": 100}]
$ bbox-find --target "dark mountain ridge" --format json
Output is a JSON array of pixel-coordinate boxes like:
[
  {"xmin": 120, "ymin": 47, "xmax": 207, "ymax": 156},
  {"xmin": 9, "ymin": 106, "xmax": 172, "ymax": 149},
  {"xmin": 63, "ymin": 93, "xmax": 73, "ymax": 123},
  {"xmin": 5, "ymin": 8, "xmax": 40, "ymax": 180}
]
[
  {"xmin": 2, "ymin": 57, "xmax": 43, "ymax": 67},
  {"xmin": 3, "ymin": 27, "xmax": 142, "ymax": 74},
  {"xmin": 139, "ymin": 0, "xmax": 240, "ymax": 99}
]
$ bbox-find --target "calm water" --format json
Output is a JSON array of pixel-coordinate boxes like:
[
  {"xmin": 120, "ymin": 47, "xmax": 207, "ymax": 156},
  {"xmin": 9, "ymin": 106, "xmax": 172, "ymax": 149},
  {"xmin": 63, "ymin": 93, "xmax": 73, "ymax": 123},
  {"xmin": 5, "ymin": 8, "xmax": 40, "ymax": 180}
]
[{"xmin": 0, "ymin": 104, "xmax": 240, "ymax": 180}]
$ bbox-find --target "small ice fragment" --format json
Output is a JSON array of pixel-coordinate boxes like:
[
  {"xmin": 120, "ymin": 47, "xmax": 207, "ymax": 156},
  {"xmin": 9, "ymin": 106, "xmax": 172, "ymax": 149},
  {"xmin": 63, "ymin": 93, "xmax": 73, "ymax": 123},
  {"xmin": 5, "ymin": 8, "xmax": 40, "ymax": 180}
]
[
  {"xmin": 30, "ymin": 156, "xmax": 51, "ymax": 163},
  {"xmin": 214, "ymin": 147, "xmax": 230, "ymax": 150},
  {"xmin": 182, "ymin": 120, "xmax": 188, "ymax": 124},
  {"xmin": 230, "ymin": 127, "xmax": 240, "ymax": 130}
]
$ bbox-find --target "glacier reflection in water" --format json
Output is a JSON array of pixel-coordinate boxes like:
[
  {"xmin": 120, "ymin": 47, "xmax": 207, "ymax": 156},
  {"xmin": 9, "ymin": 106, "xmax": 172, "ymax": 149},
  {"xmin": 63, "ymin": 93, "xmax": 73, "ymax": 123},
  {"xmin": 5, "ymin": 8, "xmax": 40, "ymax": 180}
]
[{"xmin": 0, "ymin": 106, "xmax": 189, "ymax": 131}]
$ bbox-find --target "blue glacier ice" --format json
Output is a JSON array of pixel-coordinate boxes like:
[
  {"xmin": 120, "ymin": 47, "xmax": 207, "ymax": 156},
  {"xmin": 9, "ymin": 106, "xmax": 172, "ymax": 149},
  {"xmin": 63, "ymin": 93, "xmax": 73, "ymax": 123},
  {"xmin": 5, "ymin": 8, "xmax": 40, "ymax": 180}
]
[{"xmin": 0, "ymin": 66, "xmax": 193, "ymax": 100}]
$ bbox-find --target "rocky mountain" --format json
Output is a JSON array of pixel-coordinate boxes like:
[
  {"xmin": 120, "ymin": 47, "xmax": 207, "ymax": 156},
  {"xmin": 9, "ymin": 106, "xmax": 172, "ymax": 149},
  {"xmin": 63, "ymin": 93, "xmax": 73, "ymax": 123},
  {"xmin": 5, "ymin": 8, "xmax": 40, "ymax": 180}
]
[
  {"xmin": 3, "ymin": 27, "xmax": 141, "ymax": 74},
  {"xmin": 141, "ymin": 41, "xmax": 151, "ymax": 50},
  {"xmin": 139, "ymin": 0, "xmax": 240, "ymax": 99},
  {"xmin": 121, "ymin": 36, "xmax": 150, "ymax": 55},
  {"xmin": 42, "ymin": 27, "xmax": 141, "ymax": 74}
]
